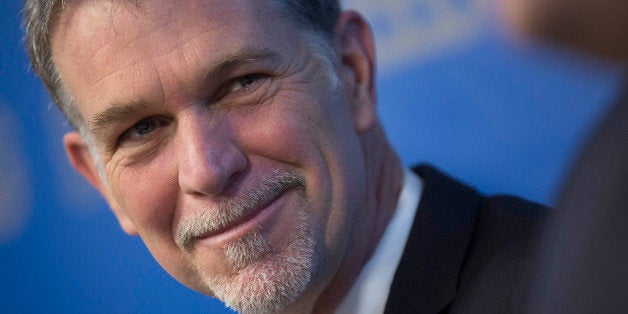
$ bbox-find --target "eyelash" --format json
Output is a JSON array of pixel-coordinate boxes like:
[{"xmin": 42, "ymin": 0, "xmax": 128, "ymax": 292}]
[
  {"xmin": 215, "ymin": 73, "xmax": 268, "ymax": 101},
  {"xmin": 117, "ymin": 117, "xmax": 168, "ymax": 147},
  {"xmin": 233, "ymin": 73, "xmax": 263, "ymax": 90}
]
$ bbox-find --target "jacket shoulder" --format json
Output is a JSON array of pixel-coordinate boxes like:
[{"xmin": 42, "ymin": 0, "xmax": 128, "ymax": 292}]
[
  {"xmin": 451, "ymin": 195, "xmax": 551, "ymax": 313},
  {"xmin": 386, "ymin": 165, "xmax": 551, "ymax": 313}
]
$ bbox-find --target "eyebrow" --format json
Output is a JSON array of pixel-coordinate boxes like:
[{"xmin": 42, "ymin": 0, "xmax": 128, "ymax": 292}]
[
  {"xmin": 203, "ymin": 46, "xmax": 283, "ymax": 81},
  {"xmin": 87, "ymin": 46, "xmax": 284, "ymax": 143},
  {"xmin": 89, "ymin": 101, "xmax": 148, "ymax": 142}
]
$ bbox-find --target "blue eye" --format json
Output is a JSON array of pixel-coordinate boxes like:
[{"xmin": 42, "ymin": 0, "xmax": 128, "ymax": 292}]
[
  {"xmin": 210, "ymin": 72, "xmax": 272, "ymax": 105},
  {"xmin": 118, "ymin": 117, "xmax": 166, "ymax": 146},
  {"xmin": 133, "ymin": 118, "xmax": 157, "ymax": 135},
  {"xmin": 227, "ymin": 73, "xmax": 265, "ymax": 94},
  {"xmin": 238, "ymin": 74, "xmax": 260, "ymax": 89}
]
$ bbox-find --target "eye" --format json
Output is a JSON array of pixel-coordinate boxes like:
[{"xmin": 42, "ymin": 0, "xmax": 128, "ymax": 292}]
[
  {"xmin": 240, "ymin": 74, "xmax": 262, "ymax": 88},
  {"xmin": 214, "ymin": 73, "xmax": 268, "ymax": 101},
  {"xmin": 229, "ymin": 74, "xmax": 265, "ymax": 93},
  {"xmin": 118, "ymin": 117, "xmax": 168, "ymax": 146},
  {"xmin": 133, "ymin": 118, "xmax": 156, "ymax": 135}
]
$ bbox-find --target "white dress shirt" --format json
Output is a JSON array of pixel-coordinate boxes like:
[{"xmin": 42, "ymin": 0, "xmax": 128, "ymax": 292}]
[{"xmin": 336, "ymin": 168, "xmax": 423, "ymax": 314}]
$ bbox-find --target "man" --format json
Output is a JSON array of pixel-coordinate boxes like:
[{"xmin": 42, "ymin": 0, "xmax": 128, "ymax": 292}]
[
  {"xmin": 23, "ymin": 1, "xmax": 548, "ymax": 313},
  {"xmin": 497, "ymin": 1, "xmax": 628, "ymax": 313}
]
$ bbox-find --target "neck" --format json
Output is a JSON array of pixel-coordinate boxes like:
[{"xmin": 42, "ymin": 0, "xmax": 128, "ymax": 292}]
[{"xmin": 311, "ymin": 126, "xmax": 404, "ymax": 313}]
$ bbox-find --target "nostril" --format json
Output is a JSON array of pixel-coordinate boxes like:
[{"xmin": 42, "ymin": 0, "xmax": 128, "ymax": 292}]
[
  {"xmin": 178, "ymin": 142, "xmax": 249, "ymax": 197},
  {"xmin": 224, "ymin": 161, "xmax": 249, "ymax": 192},
  {"xmin": 176, "ymin": 112, "xmax": 249, "ymax": 197}
]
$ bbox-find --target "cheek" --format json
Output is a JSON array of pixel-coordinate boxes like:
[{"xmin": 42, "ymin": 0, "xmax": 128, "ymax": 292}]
[
  {"xmin": 234, "ymin": 98, "xmax": 322, "ymax": 167},
  {"xmin": 236, "ymin": 92, "xmax": 367, "ymax": 250},
  {"xmin": 108, "ymin": 146, "xmax": 179, "ymax": 242},
  {"xmin": 105, "ymin": 146, "xmax": 207, "ymax": 289}
]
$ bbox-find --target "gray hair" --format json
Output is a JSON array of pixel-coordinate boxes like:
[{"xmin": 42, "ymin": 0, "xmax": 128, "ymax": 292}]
[{"xmin": 22, "ymin": 0, "xmax": 341, "ymax": 132}]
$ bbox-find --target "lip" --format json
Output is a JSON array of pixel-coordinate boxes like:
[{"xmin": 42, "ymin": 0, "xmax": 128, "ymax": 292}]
[{"xmin": 192, "ymin": 188, "xmax": 294, "ymax": 248}]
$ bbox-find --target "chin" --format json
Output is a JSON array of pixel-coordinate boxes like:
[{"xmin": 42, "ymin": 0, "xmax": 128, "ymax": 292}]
[{"xmin": 195, "ymin": 210, "xmax": 318, "ymax": 313}]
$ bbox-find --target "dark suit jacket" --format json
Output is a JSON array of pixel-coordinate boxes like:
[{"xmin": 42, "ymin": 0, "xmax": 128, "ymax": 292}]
[{"xmin": 385, "ymin": 165, "xmax": 549, "ymax": 314}]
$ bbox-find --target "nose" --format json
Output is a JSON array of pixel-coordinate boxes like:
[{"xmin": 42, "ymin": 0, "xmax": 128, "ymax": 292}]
[{"xmin": 177, "ymin": 110, "xmax": 247, "ymax": 196}]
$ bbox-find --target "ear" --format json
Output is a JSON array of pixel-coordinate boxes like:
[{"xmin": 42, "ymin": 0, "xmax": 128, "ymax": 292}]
[
  {"xmin": 63, "ymin": 132, "xmax": 138, "ymax": 236},
  {"xmin": 335, "ymin": 10, "xmax": 378, "ymax": 133}
]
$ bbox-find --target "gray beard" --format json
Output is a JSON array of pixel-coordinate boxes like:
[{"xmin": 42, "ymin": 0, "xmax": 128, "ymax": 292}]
[
  {"xmin": 207, "ymin": 209, "xmax": 316, "ymax": 313},
  {"xmin": 175, "ymin": 170, "xmax": 305, "ymax": 251},
  {"xmin": 174, "ymin": 170, "xmax": 317, "ymax": 313}
]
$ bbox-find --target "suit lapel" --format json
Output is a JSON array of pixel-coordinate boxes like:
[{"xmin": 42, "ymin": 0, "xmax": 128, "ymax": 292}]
[{"xmin": 385, "ymin": 165, "xmax": 482, "ymax": 313}]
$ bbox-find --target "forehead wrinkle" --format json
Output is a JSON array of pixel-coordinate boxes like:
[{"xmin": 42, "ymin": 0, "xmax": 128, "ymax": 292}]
[
  {"xmin": 91, "ymin": 44, "xmax": 286, "ymax": 109},
  {"xmin": 89, "ymin": 22, "xmax": 211, "ymax": 92},
  {"xmin": 84, "ymin": 1, "xmax": 225, "ymax": 90},
  {"xmin": 64, "ymin": 2, "xmax": 291, "ymax": 112},
  {"xmin": 105, "ymin": 9, "xmax": 192, "ymax": 59},
  {"xmin": 202, "ymin": 46, "xmax": 285, "ymax": 81}
]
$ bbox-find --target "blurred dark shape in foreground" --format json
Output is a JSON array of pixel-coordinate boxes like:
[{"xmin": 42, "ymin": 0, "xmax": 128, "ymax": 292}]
[{"xmin": 496, "ymin": 1, "xmax": 628, "ymax": 312}]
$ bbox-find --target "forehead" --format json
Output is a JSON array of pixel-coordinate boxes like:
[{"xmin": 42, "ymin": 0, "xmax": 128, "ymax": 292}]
[
  {"xmin": 50, "ymin": 0, "xmax": 294, "ymax": 119},
  {"xmin": 52, "ymin": 0, "xmax": 285, "ymax": 48},
  {"xmin": 51, "ymin": 0, "xmax": 288, "ymax": 69}
]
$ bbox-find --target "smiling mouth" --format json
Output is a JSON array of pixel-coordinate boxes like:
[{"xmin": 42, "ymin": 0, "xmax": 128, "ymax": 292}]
[
  {"xmin": 199, "ymin": 190, "xmax": 285, "ymax": 240},
  {"xmin": 175, "ymin": 170, "xmax": 305, "ymax": 251}
]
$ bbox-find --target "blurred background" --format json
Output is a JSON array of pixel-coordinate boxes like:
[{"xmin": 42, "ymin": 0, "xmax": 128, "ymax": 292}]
[{"xmin": 0, "ymin": 0, "xmax": 624, "ymax": 312}]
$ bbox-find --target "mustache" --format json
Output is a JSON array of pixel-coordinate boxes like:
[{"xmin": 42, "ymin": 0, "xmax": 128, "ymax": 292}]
[{"xmin": 175, "ymin": 169, "xmax": 305, "ymax": 251}]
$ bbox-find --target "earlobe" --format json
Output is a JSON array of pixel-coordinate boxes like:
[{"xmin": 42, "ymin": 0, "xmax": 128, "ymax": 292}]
[
  {"xmin": 352, "ymin": 83, "xmax": 378, "ymax": 132},
  {"xmin": 116, "ymin": 215, "xmax": 139, "ymax": 236},
  {"xmin": 335, "ymin": 10, "xmax": 378, "ymax": 133},
  {"xmin": 63, "ymin": 132, "xmax": 138, "ymax": 236}
]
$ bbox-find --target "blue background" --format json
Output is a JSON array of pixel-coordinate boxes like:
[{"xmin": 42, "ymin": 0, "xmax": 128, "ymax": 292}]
[{"xmin": 0, "ymin": 1, "xmax": 623, "ymax": 313}]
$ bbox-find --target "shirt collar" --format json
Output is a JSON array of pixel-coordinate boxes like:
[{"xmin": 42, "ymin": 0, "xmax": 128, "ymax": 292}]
[{"xmin": 336, "ymin": 168, "xmax": 423, "ymax": 314}]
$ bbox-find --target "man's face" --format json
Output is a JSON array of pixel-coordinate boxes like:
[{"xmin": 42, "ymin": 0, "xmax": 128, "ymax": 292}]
[{"xmin": 52, "ymin": 0, "xmax": 374, "ymax": 312}]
